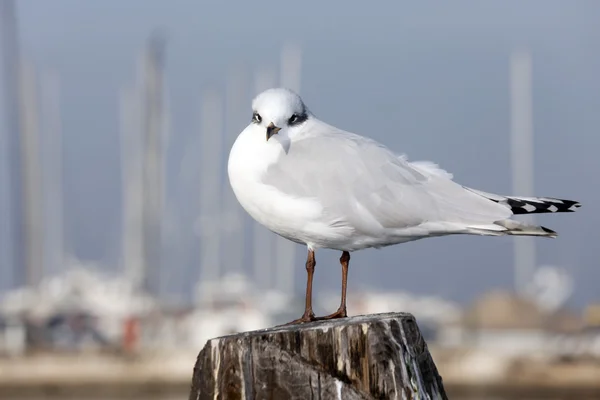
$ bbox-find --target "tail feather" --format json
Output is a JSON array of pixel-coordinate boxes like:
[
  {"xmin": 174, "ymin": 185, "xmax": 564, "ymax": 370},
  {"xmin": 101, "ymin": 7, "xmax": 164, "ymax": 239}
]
[
  {"xmin": 467, "ymin": 220, "xmax": 558, "ymax": 238},
  {"xmin": 462, "ymin": 188, "xmax": 580, "ymax": 239},
  {"xmin": 465, "ymin": 188, "xmax": 581, "ymax": 215},
  {"xmin": 494, "ymin": 219, "xmax": 558, "ymax": 238}
]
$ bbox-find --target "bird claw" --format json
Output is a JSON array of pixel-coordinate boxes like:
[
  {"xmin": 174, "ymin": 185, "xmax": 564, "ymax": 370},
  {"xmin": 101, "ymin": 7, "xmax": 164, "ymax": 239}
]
[
  {"xmin": 283, "ymin": 311, "xmax": 316, "ymax": 326},
  {"xmin": 314, "ymin": 307, "xmax": 347, "ymax": 321},
  {"xmin": 280, "ymin": 307, "xmax": 347, "ymax": 327}
]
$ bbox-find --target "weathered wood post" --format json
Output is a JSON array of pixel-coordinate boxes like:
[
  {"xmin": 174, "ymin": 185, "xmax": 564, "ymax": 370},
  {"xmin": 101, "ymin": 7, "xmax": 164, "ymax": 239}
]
[{"xmin": 189, "ymin": 312, "xmax": 447, "ymax": 399}]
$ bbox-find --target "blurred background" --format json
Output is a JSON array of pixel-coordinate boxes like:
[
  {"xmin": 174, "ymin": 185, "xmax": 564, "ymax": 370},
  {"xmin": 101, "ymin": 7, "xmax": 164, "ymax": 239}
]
[{"xmin": 0, "ymin": 0, "xmax": 599, "ymax": 399}]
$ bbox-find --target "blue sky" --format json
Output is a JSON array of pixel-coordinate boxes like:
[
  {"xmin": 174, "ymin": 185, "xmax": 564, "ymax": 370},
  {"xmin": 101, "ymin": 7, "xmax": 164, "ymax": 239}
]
[{"xmin": 4, "ymin": 0, "xmax": 599, "ymax": 307}]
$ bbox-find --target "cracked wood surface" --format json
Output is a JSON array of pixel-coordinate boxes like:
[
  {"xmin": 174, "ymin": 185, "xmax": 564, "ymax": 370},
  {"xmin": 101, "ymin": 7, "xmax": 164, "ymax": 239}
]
[{"xmin": 189, "ymin": 312, "xmax": 447, "ymax": 400}]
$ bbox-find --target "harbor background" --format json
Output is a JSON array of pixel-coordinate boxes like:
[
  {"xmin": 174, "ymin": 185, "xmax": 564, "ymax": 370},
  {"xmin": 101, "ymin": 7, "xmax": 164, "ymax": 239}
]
[{"xmin": 0, "ymin": 1, "xmax": 599, "ymax": 398}]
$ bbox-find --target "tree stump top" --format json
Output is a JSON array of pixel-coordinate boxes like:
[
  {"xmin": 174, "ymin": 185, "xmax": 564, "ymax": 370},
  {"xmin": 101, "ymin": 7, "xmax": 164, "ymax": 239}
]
[{"xmin": 190, "ymin": 312, "xmax": 447, "ymax": 400}]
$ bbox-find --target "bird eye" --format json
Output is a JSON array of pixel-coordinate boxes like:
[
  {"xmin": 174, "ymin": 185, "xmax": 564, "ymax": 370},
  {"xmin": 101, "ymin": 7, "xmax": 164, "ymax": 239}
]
[
  {"xmin": 252, "ymin": 112, "xmax": 262, "ymax": 123},
  {"xmin": 288, "ymin": 114, "xmax": 298, "ymax": 125}
]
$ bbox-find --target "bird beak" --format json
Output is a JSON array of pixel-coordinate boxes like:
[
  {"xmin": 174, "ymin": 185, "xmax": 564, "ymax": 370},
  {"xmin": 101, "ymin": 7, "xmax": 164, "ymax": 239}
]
[{"xmin": 266, "ymin": 122, "xmax": 281, "ymax": 141}]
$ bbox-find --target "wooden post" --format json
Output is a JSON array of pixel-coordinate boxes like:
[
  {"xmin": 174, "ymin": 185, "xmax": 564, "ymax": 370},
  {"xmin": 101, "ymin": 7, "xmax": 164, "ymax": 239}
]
[{"xmin": 189, "ymin": 312, "xmax": 447, "ymax": 399}]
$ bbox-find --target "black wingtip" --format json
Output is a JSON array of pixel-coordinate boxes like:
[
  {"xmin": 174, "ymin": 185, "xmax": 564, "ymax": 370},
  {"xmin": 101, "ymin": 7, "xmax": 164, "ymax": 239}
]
[{"xmin": 541, "ymin": 226, "xmax": 558, "ymax": 238}]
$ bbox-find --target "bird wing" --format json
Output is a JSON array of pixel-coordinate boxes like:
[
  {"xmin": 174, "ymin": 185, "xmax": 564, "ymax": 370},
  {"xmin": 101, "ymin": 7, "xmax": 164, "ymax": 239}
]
[{"xmin": 262, "ymin": 119, "xmax": 511, "ymax": 236}]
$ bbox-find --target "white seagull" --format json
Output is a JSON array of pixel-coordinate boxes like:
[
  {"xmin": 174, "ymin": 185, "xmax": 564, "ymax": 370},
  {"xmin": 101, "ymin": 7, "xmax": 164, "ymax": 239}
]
[{"xmin": 227, "ymin": 88, "xmax": 581, "ymax": 324}]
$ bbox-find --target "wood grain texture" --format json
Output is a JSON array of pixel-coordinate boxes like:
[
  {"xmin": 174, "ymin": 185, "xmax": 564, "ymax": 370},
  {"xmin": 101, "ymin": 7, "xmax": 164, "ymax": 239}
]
[{"xmin": 189, "ymin": 312, "xmax": 447, "ymax": 400}]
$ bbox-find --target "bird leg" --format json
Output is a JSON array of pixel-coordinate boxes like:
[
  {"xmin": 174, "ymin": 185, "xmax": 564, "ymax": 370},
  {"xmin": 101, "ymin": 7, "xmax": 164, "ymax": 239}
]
[
  {"xmin": 316, "ymin": 251, "xmax": 350, "ymax": 320},
  {"xmin": 285, "ymin": 249, "xmax": 317, "ymax": 325}
]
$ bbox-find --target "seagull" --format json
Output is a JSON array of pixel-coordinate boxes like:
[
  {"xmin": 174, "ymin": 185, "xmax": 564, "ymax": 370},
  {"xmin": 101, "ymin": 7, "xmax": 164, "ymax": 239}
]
[{"xmin": 227, "ymin": 88, "xmax": 581, "ymax": 325}]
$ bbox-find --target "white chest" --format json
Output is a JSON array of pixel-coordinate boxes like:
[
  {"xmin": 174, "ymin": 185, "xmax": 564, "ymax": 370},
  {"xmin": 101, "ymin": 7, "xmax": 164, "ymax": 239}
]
[{"xmin": 227, "ymin": 128, "xmax": 323, "ymax": 243}]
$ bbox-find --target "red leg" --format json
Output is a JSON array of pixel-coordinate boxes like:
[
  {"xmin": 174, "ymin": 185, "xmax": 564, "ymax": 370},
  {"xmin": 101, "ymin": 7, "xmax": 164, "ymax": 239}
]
[
  {"xmin": 316, "ymin": 251, "xmax": 350, "ymax": 320},
  {"xmin": 285, "ymin": 249, "xmax": 317, "ymax": 325}
]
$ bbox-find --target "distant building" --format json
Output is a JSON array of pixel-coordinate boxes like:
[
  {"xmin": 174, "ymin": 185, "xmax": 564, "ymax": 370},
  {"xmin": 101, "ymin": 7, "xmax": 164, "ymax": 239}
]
[
  {"xmin": 0, "ymin": 0, "xmax": 25, "ymax": 291},
  {"xmin": 460, "ymin": 290, "xmax": 584, "ymax": 355},
  {"xmin": 584, "ymin": 304, "xmax": 600, "ymax": 329}
]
